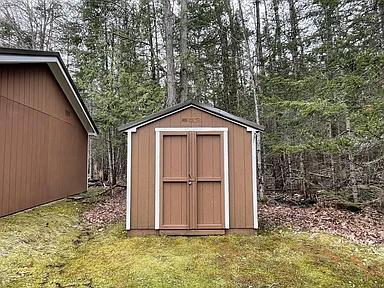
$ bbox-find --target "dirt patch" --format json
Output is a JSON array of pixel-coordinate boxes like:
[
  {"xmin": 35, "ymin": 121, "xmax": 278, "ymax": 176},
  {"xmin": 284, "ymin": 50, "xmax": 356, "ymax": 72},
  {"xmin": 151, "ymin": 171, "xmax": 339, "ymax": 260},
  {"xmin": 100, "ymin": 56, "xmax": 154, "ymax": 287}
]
[
  {"xmin": 259, "ymin": 204, "xmax": 384, "ymax": 244},
  {"xmin": 82, "ymin": 189, "xmax": 125, "ymax": 226}
]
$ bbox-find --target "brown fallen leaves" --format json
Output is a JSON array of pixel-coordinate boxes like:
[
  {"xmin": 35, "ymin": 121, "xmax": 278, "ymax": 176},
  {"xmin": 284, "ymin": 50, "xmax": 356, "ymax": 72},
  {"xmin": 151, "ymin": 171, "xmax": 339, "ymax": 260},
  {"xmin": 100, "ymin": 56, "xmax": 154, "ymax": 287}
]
[
  {"xmin": 82, "ymin": 189, "xmax": 126, "ymax": 226},
  {"xmin": 82, "ymin": 188, "xmax": 383, "ymax": 244},
  {"xmin": 259, "ymin": 204, "xmax": 384, "ymax": 244}
]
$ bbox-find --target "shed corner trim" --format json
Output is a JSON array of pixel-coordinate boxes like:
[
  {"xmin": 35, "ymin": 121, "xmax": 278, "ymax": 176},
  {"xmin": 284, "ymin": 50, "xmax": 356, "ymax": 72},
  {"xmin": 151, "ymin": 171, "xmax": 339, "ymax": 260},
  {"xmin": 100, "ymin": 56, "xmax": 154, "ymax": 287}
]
[{"xmin": 247, "ymin": 128, "xmax": 259, "ymax": 229}]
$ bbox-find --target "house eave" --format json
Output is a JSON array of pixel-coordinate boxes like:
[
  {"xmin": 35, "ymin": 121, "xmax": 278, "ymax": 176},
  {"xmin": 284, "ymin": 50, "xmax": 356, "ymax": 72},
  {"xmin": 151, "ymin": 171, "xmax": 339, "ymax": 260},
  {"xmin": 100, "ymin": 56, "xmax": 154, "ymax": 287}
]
[{"xmin": 0, "ymin": 48, "xmax": 98, "ymax": 135}]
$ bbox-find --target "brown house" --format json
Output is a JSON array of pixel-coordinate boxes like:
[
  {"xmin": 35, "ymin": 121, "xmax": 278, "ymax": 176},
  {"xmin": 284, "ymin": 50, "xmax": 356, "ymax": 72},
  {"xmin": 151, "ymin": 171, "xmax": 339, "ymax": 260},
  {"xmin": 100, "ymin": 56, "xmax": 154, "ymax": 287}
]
[
  {"xmin": 0, "ymin": 48, "xmax": 97, "ymax": 217},
  {"xmin": 119, "ymin": 101, "xmax": 263, "ymax": 235}
]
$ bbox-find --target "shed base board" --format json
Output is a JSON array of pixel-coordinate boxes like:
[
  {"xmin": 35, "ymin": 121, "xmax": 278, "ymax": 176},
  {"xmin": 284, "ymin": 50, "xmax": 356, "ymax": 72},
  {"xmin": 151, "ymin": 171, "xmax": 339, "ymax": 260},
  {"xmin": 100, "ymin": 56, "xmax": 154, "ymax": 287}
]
[
  {"xmin": 159, "ymin": 229, "xmax": 226, "ymax": 236},
  {"xmin": 126, "ymin": 230, "xmax": 159, "ymax": 236},
  {"xmin": 225, "ymin": 229, "xmax": 257, "ymax": 235},
  {"xmin": 126, "ymin": 229, "xmax": 256, "ymax": 236}
]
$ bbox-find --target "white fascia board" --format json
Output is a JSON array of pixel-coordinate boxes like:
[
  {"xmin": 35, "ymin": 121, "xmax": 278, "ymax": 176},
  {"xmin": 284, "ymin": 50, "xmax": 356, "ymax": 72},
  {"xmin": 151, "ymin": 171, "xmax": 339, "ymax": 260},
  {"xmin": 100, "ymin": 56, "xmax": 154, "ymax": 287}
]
[
  {"xmin": 48, "ymin": 62, "xmax": 97, "ymax": 135},
  {"xmin": 0, "ymin": 55, "xmax": 57, "ymax": 63},
  {"xmin": 0, "ymin": 55, "xmax": 97, "ymax": 135},
  {"xmin": 155, "ymin": 127, "xmax": 228, "ymax": 132}
]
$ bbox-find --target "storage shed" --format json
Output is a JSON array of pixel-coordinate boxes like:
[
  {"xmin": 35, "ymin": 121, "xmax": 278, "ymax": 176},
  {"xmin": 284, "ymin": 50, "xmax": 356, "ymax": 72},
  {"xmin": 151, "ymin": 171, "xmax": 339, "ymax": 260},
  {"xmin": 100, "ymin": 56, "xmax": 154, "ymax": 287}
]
[
  {"xmin": 119, "ymin": 101, "xmax": 263, "ymax": 235},
  {"xmin": 0, "ymin": 48, "xmax": 98, "ymax": 217}
]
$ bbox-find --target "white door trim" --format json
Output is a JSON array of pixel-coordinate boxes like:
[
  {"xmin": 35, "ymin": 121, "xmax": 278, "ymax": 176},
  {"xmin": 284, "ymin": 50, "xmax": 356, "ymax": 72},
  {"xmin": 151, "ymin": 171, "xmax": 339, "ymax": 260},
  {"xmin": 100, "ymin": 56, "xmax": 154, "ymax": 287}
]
[
  {"xmin": 154, "ymin": 127, "xmax": 229, "ymax": 230},
  {"xmin": 155, "ymin": 127, "xmax": 228, "ymax": 132},
  {"xmin": 154, "ymin": 130, "xmax": 161, "ymax": 230},
  {"xmin": 247, "ymin": 128, "xmax": 258, "ymax": 229}
]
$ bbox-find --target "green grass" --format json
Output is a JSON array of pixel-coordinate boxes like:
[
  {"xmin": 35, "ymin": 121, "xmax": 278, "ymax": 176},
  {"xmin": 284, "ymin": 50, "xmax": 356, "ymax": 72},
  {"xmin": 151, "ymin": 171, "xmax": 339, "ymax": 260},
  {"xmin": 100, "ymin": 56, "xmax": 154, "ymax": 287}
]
[{"xmin": 0, "ymin": 190, "xmax": 383, "ymax": 288}]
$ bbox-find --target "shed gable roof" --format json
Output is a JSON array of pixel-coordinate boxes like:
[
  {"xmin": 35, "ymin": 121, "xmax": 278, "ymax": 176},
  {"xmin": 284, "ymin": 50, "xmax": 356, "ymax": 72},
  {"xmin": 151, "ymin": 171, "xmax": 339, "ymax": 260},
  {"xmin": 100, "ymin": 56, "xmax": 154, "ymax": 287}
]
[
  {"xmin": 0, "ymin": 47, "xmax": 98, "ymax": 135},
  {"xmin": 118, "ymin": 100, "xmax": 264, "ymax": 132}
]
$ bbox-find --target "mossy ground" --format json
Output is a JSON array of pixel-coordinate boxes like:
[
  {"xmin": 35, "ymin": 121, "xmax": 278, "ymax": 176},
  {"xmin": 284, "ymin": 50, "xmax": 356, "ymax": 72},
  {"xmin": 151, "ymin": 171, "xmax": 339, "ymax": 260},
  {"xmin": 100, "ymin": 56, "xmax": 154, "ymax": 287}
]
[{"xmin": 0, "ymin": 189, "xmax": 383, "ymax": 288}]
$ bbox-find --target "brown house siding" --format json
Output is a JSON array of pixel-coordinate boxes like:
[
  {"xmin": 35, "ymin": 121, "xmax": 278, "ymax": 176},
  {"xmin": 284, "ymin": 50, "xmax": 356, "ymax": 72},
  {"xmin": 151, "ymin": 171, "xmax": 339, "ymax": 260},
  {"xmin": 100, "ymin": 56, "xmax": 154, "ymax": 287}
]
[
  {"xmin": 130, "ymin": 107, "xmax": 254, "ymax": 230},
  {"xmin": 0, "ymin": 63, "xmax": 87, "ymax": 217}
]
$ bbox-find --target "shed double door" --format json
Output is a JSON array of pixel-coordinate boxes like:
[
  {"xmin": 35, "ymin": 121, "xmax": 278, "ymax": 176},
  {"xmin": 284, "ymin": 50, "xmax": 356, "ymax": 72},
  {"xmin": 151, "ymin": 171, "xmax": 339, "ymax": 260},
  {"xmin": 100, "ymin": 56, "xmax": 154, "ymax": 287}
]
[{"xmin": 160, "ymin": 131, "xmax": 224, "ymax": 230}]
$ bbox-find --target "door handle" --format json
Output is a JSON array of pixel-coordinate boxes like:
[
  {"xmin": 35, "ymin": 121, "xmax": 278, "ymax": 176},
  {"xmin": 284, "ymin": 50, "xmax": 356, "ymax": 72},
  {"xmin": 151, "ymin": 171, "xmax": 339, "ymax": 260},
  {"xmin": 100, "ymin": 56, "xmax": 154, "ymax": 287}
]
[{"xmin": 188, "ymin": 173, "xmax": 195, "ymax": 185}]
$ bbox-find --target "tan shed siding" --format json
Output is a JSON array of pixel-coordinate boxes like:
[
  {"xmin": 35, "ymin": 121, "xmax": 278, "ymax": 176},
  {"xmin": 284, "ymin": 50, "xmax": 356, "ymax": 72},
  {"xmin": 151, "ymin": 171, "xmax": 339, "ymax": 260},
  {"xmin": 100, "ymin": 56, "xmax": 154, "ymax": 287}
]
[
  {"xmin": 0, "ymin": 64, "xmax": 87, "ymax": 217},
  {"xmin": 130, "ymin": 107, "xmax": 254, "ymax": 229}
]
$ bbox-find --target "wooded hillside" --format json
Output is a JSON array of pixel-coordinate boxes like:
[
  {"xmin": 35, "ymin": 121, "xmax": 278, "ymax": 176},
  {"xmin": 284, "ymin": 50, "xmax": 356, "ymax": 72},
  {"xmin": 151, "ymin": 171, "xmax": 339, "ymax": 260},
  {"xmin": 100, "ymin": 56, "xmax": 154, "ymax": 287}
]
[{"xmin": 1, "ymin": 0, "xmax": 383, "ymax": 206}]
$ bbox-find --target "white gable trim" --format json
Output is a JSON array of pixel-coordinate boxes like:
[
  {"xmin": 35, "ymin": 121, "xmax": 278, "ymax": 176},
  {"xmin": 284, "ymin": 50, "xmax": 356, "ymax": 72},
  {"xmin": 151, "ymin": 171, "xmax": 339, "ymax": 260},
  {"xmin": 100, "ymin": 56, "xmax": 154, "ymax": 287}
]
[
  {"xmin": 122, "ymin": 104, "xmax": 259, "ymax": 132},
  {"xmin": 0, "ymin": 54, "xmax": 97, "ymax": 136}
]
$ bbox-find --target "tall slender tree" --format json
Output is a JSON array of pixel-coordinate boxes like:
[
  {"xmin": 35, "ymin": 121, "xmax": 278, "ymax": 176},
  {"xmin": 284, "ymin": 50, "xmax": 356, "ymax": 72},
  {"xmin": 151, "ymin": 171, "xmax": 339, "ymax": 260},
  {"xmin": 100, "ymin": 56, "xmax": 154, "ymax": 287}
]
[
  {"xmin": 162, "ymin": 0, "xmax": 177, "ymax": 107},
  {"xmin": 179, "ymin": 0, "xmax": 188, "ymax": 102}
]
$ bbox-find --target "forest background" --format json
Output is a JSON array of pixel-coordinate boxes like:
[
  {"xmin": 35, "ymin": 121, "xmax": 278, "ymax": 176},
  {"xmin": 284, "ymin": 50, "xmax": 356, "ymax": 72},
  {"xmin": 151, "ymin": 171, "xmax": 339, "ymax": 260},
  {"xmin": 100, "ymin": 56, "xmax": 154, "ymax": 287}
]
[{"xmin": 1, "ymin": 0, "xmax": 384, "ymax": 206}]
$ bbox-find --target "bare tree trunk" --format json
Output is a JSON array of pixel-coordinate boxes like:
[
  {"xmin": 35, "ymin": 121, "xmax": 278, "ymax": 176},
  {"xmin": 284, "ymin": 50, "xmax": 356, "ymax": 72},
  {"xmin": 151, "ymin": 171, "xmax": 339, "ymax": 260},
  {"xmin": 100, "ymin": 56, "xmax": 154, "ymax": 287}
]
[
  {"xmin": 152, "ymin": 0, "xmax": 161, "ymax": 81},
  {"xmin": 328, "ymin": 123, "xmax": 336, "ymax": 188},
  {"xmin": 237, "ymin": 0, "xmax": 259, "ymax": 123},
  {"xmin": 238, "ymin": 0, "xmax": 264, "ymax": 198},
  {"xmin": 107, "ymin": 131, "xmax": 113, "ymax": 186},
  {"xmin": 272, "ymin": 0, "xmax": 282, "ymax": 66},
  {"xmin": 214, "ymin": 2, "xmax": 231, "ymax": 110},
  {"xmin": 225, "ymin": 0, "xmax": 239, "ymax": 111},
  {"xmin": 162, "ymin": 0, "xmax": 177, "ymax": 107},
  {"xmin": 299, "ymin": 152, "xmax": 306, "ymax": 197},
  {"xmin": 346, "ymin": 115, "xmax": 358, "ymax": 202},
  {"xmin": 287, "ymin": 0, "xmax": 300, "ymax": 75},
  {"xmin": 254, "ymin": 0, "xmax": 264, "ymax": 75},
  {"xmin": 179, "ymin": 0, "xmax": 188, "ymax": 102},
  {"xmin": 286, "ymin": 154, "xmax": 293, "ymax": 193},
  {"xmin": 107, "ymin": 128, "xmax": 116, "ymax": 186},
  {"xmin": 147, "ymin": 1, "xmax": 157, "ymax": 81}
]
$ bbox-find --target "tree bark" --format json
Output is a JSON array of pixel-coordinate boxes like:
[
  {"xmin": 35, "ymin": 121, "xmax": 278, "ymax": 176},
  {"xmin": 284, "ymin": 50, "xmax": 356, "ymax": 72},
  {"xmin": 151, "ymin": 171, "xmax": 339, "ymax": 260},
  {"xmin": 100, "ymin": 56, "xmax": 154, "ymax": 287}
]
[
  {"xmin": 147, "ymin": 1, "xmax": 157, "ymax": 81},
  {"xmin": 272, "ymin": 0, "xmax": 282, "ymax": 66},
  {"xmin": 179, "ymin": 0, "xmax": 188, "ymax": 102},
  {"xmin": 107, "ymin": 128, "xmax": 116, "ymax": 186},
  {"xmin": 225, "ymin": 0, "xmax": 239, "ymax": 111},
  {"xmin": 299, "ymin": 152, "xmax": 306, "ymax": 197},
  {"xmin": 254, "ymin": 0, "xmax": 264, "ymax": 75},
  {"xmin": 286, "ymin": 154, "xmax": 293, "ymax": 193},
  {"xmin": 238, "ymin": 0, "xmax": 264, "ymax": 198},
  {"xmin": 152, "ymin": 0, "xmax": 161, "ymax": 81},
  {"xmin": 287, "ymin": 0, "xmax": 300, "ymax": 76},
  {"xmin": 214, "ymin": 2, "xmax": 231, "ymax": 111},
  {"xmin": 162, "ymin": 0, "xmax": 177, "ymax": 107},
  {"xmin": 346, "ymin": 115, "xmax": 358, "ymax": 203},
  {"xmin": 328, "ymin": 122, "xmax": 336, "ymax": 188}
]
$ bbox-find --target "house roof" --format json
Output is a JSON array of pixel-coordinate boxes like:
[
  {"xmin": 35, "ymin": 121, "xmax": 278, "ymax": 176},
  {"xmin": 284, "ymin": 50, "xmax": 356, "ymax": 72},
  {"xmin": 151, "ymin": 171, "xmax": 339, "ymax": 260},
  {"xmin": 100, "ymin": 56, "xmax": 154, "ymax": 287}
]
[
  {"xmin": 118, "ymin": 100, "xmax": 264, "ymax": 132},
  {"xmin": 0, "ymin": 47, "xmax": 98, "ymax": 135}
]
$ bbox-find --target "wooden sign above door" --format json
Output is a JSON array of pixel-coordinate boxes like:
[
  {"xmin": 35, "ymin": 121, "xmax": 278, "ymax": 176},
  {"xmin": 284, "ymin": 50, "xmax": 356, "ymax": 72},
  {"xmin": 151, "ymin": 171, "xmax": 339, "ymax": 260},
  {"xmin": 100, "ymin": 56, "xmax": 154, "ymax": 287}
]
[{"xmin": 181, "ymin": 117, "xmax": 201, "ymax": 124}]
